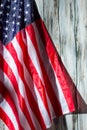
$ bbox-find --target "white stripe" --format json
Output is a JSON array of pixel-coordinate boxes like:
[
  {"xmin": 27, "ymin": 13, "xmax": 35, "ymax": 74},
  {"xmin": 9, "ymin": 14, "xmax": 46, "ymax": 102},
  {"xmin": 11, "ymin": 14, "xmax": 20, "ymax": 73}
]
[
  {"xmin": 0, "ymin": 45, "xmax": 25, "ymax": 98},
  {"xmin": 20, "ymin": 31, "xmax": 54, "ymax": 129},
  {"xmin": 32, "ymin": 23, "xmax": 69, "ymax": 113},
  {"xmin": 11, "ymin": 36, "xmax": 52, "ymax": 127},
  {"xmin": 0, "ymin": 70, "xmax": 31, "ymax": 130},
  {"xmin": 54, "ymin": 73, "xmax": 70, "ymax": 113},
  {"xmin": 2, "ymin": 44, "xmax": 35, "ymax": 121},
  {"xmin": 34, "ymin": 87, "xmax": 51, "ymax": 127},
  {"xmin": 20, "ymin": 30, "xmax": 37, "ymax": 98},
  {"xmin": 0, "ymin": 98, "xmax": 19, "ymax": 130},
  {"xmin": 0, "ymin": 44, "xmax": 31, "ymax": 130},
  {"xmin": 45, "ymin": 92, "xmax": 56, "ymax": 119},
  {"xmin": 12, "ymin": 37, "xmax": 42, "ymax": 130},
  {"xmin": 25, "ymin": 30, "xmax": 52, "ymax": 121},
  {"xmin": 12, "ymin": 37, "xmax": 36, "ymax": 99},
  {"xmin": 32, "ymin": 23, "xmax": 56, "ymax": 117},
  {"xmin": 25, "ymin": 30, "xmax": 45, "ymax": 85},
  {"xmin": 21, "ymin": 29, "xmax": 27, "ymax": 45}
]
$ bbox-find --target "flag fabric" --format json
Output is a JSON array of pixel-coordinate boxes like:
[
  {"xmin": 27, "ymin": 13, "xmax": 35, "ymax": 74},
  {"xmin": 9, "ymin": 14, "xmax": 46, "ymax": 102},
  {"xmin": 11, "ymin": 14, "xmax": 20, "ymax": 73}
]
[{"xmin": 0, "ymin": 0, "xmax": 87, "ymax": 130}]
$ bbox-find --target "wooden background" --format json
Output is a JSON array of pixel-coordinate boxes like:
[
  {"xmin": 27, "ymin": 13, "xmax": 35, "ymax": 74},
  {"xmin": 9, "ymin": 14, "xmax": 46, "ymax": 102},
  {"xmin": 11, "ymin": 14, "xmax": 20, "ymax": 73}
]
[{"xmin": 0, "ymin": 0, "xmax": 87, "ymax": 129}]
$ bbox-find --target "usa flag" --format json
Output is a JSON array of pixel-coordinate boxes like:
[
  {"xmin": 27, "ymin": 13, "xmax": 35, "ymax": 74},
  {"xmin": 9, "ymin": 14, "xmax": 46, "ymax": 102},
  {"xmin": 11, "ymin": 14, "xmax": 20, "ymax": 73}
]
[{"xmin": 0, "ymin": 0, "xmax": 87, "ymax": 130}]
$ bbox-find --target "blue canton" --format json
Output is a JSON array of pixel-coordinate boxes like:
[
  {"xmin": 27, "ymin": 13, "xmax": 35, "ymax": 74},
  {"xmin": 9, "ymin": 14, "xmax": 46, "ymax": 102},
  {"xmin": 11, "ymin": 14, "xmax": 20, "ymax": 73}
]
[{"xmin": 0, "ymin": 0, "xmax": 40, "ymax": 45}]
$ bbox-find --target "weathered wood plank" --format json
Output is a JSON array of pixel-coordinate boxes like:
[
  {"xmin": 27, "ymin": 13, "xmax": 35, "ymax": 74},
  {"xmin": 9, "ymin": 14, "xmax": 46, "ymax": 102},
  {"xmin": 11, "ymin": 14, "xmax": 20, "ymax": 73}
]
[
  {"xmin": 35, "ymin": 0, "xmax": 44, "ymax": 18},
  {"xmin": 36, "ymin": 0, "xmax": 87, "ymax": 130},
  {"xmin": 75, "ymin": 0, "xmax": 87, "ymax": 130},
  {"xmin": 58, "ymin": 0, "xmax": 78, "ymax": 130},
  {"xmin": 42, "ymin": 0, "xmax": 60, "ymax": 52}
]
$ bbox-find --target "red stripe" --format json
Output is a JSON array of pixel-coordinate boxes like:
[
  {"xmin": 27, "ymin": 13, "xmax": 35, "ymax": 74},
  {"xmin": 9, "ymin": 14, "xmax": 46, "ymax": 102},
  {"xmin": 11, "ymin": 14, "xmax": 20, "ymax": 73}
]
[
  {"xmin": 0, "ymin": 53, "xmax": 35, "ymax": 130},
  {"xmin": 6, "ymin": 43, "xmax": 37, "ymax": 130},
  {"xmin": 26, "ymin": 24, "xmax": 63, "ymax": 116},
  {"xmin": 0, "ymin": 81, "xmax": 23, "ymax": 130},
  {"xmin": 6, "ymin": 38, "xmax": 46, "ymax": 129},
  {"xmin": 26, "ymin": 25, "xmax": 52, "ymax": 118},
  {"xmin": 0, "ymin": 108, "xmax": 15, "ymax": 130},
  {"xmin": 16, "ymin": 32, "xmax": 47, "ymax": 129},
  {"xmin": 35, "ymin": 19, "xmax": 75, "ymax": 112}
]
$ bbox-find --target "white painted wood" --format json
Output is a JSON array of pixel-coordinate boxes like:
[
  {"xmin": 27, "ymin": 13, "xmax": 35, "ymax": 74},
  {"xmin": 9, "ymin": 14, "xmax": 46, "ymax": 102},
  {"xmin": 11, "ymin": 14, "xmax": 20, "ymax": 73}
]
[
  {"xmin": 36, "ymin": 0, "xmax": 87, "ymax": 130},
  {"xmin": 58, "ymin": 1, "xmax": 77, "ymax": 129},
  {"xmin": 74, "ymin": 0, "xmax": 87, "ymax": 130}
]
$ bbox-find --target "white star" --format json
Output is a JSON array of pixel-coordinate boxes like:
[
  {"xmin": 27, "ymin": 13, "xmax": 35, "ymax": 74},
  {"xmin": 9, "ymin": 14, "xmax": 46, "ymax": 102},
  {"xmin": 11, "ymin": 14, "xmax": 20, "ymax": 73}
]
[
  {"xmin": 1, "ymin": 4, "xmax": 4, "ymax": 7},
  {"xmin": 6, "ymin": 5, "xmax": 10, "ymax": 9},
  {"xmin": 12, "ymin": 28, "xmax": 15, "ymax": 32},
  {"xmin": 19, "ymin": 8, "xmax": 22, "ymax": 11},
  {"xmin": 25, "ymin": 11, "xmax": 28, "ymax": 15},
  {"xmin": 5, "ymin": 35, "xmax": 8, "ymax": 38},
  {"xmin": 13, "ymin": 14, "xmax": 16, "ymax": 17},
  {"xmin": 6, "ymin": 20, "xmax": 9, "ymax": 23},
  {"xmin": 13, "ymin": 7, "xmax": 16, "ymax": 10},
  {"xmin": 17, "ymin": 22, "xmax": 20, "ymax": 25},
  {"xmin": 0, "ymin": 11, "xmax": 2, "ymax": 15},
  {"xmin": 24, "ymin": 18, "xmax": 27, "ymax": 22},
  {"xmin": 20, "ymin": 1, "xmax": 23, "ymax": 4},
  {"xmin": 14, "ymin": 0, "xmax": 17, "ymax": 2},
  {"xmin": 27, "ymin": 4, "xmax": 30, "ymax": 7},
  {"xmin": 5, "ymin": 27, "xmax": 8, "ymax": 31},
  {"xmin": 6, "ymin": 13, "xmax": 9, "ymax": 16},
  {"xmin": 12, "ymin": 21, "xmax": 15, "ymax": 24},
  {"xmin": 18, "ymin": 15, "xmax": 21, "ymax": 19}
]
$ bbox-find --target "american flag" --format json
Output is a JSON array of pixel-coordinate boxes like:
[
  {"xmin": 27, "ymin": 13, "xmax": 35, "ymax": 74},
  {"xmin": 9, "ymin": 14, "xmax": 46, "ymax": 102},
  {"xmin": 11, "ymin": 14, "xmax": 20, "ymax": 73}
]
[{"xmin": 0, "ymin": 0, "xmax": 87, "ymax": 130}]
